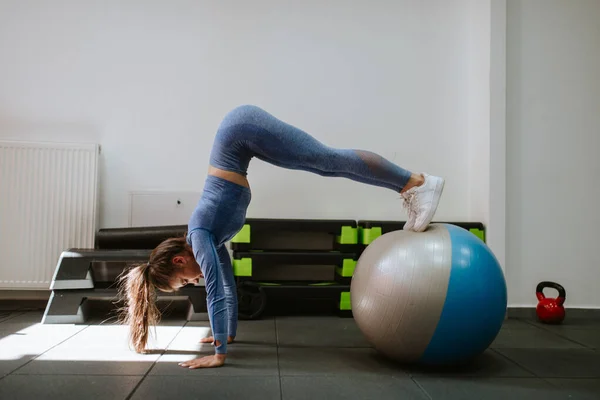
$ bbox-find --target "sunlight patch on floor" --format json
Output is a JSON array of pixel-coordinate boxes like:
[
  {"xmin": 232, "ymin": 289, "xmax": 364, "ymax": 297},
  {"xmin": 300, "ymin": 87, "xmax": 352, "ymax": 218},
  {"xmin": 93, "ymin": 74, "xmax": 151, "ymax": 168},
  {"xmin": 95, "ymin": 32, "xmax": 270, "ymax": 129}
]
[
  {"xmin": 0, "ymin": 323, "xmax": 212, "ymax": 362},
  {"xmin": 0, "ymin": 323, "xmax": 86, "ymax": 361}
]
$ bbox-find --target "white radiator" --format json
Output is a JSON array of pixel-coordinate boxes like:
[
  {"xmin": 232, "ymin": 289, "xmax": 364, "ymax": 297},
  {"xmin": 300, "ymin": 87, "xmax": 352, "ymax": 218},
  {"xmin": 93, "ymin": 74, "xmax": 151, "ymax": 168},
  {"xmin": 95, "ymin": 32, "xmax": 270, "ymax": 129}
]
[{"xmin": 0, "ymin": 141, "xmax": 99, "ymax": 289}]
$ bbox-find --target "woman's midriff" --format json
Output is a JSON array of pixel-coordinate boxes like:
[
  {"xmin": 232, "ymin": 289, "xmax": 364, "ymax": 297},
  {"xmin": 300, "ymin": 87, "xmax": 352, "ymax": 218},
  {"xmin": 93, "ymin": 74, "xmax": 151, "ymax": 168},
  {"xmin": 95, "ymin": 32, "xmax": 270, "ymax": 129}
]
[{"xmin": 208, "ymin": 165, "xmax": 250, "ymax": 188}]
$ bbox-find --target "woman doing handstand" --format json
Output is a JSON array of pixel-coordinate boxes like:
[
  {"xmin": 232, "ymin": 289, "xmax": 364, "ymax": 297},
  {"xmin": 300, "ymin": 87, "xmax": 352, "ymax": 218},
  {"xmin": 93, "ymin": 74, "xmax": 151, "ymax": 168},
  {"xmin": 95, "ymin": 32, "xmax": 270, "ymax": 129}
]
[{"xmin": 118, "ymin": 105, "xmax": 445, "ymax": 368}]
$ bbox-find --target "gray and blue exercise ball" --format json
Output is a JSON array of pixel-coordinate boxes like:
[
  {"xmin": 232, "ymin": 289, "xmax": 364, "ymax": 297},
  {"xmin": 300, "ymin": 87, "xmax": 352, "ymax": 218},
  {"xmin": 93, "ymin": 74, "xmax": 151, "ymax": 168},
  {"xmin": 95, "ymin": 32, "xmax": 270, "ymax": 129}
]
[{"xmin": 350, "ymin": 223, "xmax": 507, "ymax": 365}]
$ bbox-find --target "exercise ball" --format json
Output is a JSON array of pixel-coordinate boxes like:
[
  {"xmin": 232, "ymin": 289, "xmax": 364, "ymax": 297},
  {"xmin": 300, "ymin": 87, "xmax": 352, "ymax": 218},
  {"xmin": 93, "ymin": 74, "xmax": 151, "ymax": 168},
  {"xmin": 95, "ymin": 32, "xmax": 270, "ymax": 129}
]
[{"xmin": 351, "ymin": 223, "xmax": 507, "ymax": 366}]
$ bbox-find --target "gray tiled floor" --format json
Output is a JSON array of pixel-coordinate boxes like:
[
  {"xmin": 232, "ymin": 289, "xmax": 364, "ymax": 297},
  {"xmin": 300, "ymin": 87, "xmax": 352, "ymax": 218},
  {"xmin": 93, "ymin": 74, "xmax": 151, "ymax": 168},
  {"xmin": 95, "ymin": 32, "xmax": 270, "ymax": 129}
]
[{"xmin": 1, "ymin": 310, "xmax": 599, "ymax": 399}]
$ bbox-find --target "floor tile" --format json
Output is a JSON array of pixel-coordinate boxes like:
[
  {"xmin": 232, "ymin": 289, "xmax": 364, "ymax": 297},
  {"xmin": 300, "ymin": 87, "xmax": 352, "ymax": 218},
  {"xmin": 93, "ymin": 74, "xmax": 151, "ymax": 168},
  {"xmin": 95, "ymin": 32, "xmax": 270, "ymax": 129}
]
[
  {"xmin": 0, "ymin": 311, "xmax": 44, "ymax": 324},
  {"xmin": 549, "ymin": 328, "xmax": 600, "ymax": 349},
  {"xmin": 501, "ymin": 318, "xmax": 538, "ymax": 329},
  {"xmin": 130, "ymin": 375, "xmax": 281, "ymax": 400},
  {"xmin": 0, "ymin": 311, "xmax": 47, "ymax": 336},
  {"xmin": 278, "ymin": 346, "xmax": 407, "ymax": 377},
  {"xmin": 281, "ymin": 376, "xmax": 429, "ymax": 400},
  {"xmin": 547, "ymin": 378, "xmax": 600, "ymax": 400},
  {"xmin": 276, "ymin": 316, "xmax": 371, "ymax": 348},
  {"xmin": 14, "ymin": 356, "xmax": 157, "ymax": 376},
  {"xmin": 0, "ymin": 374, "xmax": 141, "ymax": 400},
  {"xmin": 0, "ymin": 321, "xmax": 87, "ymax": 376},
  {"xmin": 54, "ymin": 323, "xmax": 183, "ymax": 350},
  {"xmin": 529, "ymin": 318, "xmax": 600, "ymax": 330},
  {"xmin": 415, "ymin": 377, "xmax": 572, "ymax": 400},
  {"xmin": 0, "ymin": 311, "xmax": 26, "ymax": 323},
  {"xmin": 496, "ymin": 348, "xmax": 600, "ymax": 378},
  {"xmin": 408, "ymin": 349, "xmax": 534, "ymax": 378},
  {"xmin": 163, "ymin": 323, "xmax": 213, "ymax": 351},
  {"xmin": 14, "ymin": 324, "xmax": 182, "ymax": 375},
  {"xmin": 187, "ymin": 318, "xmax": 277, "ymax": 346},
  {"xmin": 152, "ymin": 322, "xmax": 277, "ymax": 376},
  {"xmin": 491, "ymin": 324, "xmax": 585, "ymax": 349},
  {"xmin": 0, "ymin": 360, "xmax": 32, "ymax": 377},
  {"xmin": 152, "ymin": 344, "xmax": 278, "ymax": 376}
]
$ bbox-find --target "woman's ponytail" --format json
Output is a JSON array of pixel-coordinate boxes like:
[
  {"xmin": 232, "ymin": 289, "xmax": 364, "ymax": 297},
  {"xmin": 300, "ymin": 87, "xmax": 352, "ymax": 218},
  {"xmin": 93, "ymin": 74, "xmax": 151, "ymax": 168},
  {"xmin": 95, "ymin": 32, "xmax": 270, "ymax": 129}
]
[
  {"xmin": 117, "ymin": 236, "xmax": 190, "ymax": 353},
  {"xmin": 118, "ymin": 263, "xmax": 160, "ymax": 353}
]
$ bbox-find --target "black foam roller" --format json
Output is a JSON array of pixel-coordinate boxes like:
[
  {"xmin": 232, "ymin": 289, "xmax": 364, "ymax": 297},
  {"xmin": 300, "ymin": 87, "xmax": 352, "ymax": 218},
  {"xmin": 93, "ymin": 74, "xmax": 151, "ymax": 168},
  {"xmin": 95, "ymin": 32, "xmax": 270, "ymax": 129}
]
[{"xmin": 95, "ymin": 225, "xmax": 188, "ymax": 249}]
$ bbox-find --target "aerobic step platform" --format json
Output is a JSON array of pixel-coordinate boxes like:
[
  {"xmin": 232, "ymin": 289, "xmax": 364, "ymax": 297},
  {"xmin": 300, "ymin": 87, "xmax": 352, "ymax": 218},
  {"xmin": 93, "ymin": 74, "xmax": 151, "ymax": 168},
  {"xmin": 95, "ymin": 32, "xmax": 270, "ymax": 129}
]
[
  {"xmin": 236, "ymin": 281, "xmax": 351, "ymax": 320},
  {"xmin": 95, "ymin": 224, "xmax": 188, "ymax": 249},
  {"xmin": 232, "ymin": 251, "xmax": 356, "ymax": 319},
  {"xmin": 42, "ymin": 248, "xmax": 208, "ymax": 324},
  {"xmin": 230, "ymin": 218, "xmax": 359, "ymax": 252},
  {"xmin": 357, "ymin": 220, "xmax": 486, "ymax": 245},
  {"xmin": 232, "ymin": 251, "xmax": 357, "ymax": 284}
]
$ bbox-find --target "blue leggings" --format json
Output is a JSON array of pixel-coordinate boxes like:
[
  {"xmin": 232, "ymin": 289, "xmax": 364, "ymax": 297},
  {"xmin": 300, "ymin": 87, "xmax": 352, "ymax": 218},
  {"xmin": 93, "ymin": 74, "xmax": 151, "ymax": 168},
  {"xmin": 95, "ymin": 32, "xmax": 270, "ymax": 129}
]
[
  {"xmin": 209, "ymin": 105, "xmax": 413, "ymax": 192},
  {"xmin": 188, "ymin": 105, "xmax": 414, "ymax": 354}
]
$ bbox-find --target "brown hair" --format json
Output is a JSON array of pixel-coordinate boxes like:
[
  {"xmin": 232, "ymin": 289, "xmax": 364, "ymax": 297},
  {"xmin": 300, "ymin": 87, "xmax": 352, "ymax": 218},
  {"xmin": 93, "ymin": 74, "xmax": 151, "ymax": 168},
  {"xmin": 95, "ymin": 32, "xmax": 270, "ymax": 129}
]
[{"xmin": 117, "ymin": 236, "xmax": 190, "ymax": 353}]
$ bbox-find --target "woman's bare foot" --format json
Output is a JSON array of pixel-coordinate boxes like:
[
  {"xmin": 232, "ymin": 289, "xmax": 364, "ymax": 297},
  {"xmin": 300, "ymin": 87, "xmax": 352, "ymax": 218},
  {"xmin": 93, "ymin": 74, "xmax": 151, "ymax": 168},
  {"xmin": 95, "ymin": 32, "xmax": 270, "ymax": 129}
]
[{"xmin": 200, "ymin": 336, "xmax": 235, "ymax": 344}]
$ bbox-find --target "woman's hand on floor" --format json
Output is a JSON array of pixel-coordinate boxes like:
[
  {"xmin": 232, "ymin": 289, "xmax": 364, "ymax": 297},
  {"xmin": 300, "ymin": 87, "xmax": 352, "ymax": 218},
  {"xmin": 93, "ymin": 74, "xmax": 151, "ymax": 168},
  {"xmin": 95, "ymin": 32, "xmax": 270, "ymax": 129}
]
[{"xmin": 179, "ymin": 354, "xmax": 226, "ymax": 369}]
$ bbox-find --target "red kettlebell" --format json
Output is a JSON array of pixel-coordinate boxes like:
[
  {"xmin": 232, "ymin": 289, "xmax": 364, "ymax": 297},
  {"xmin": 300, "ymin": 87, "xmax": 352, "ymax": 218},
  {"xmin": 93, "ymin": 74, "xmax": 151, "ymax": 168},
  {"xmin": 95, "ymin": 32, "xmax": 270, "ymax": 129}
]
[{"xmin": 536, "ymin": 281, "xmax": 566, "ymax": 324}]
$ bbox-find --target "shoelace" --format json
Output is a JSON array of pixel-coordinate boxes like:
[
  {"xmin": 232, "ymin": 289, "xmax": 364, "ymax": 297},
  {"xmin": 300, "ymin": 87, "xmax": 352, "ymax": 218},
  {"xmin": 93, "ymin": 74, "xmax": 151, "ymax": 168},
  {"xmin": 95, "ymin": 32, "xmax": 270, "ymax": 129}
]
[{"xmin": 401, "ymin": 190, "xmax": 419, "ymax": 213}]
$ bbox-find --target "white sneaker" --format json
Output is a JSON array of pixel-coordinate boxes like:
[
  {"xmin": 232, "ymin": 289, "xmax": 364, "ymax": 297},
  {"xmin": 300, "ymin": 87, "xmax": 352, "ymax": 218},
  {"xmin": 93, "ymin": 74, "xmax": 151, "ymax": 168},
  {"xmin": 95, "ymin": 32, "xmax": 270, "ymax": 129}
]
[{"xmin": 402, "ymin": 173, "xmax": 445, "ymax": 232}]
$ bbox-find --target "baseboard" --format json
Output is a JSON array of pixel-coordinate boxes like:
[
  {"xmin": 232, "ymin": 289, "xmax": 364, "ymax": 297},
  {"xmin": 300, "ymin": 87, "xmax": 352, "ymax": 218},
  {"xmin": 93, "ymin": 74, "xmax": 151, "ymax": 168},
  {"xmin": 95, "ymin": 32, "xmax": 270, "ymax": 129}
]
[
  {"xmin": 0, "ymin": 290, "xmax": 50, "ymax": 300},
  {"xmin": 508, "ymin": 307, "xmax": 600, "ymax": 320}
]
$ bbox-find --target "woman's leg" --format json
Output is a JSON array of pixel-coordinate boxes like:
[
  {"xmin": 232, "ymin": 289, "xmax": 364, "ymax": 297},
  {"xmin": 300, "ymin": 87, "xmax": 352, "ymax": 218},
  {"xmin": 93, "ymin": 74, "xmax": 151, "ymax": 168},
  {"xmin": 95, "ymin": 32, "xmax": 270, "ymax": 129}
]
[
  {"xmin": 210, "ymin": 105, "xmax": 445, "ymax": 231},
  {"xmin": 212, "ymin": 105, "xmax": 412, "ymax": 192}
]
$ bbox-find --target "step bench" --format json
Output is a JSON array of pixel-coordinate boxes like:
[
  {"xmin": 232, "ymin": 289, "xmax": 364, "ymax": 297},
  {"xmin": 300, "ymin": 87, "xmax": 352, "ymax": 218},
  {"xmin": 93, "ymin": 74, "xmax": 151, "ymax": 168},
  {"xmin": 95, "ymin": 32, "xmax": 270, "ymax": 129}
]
[{"xmin": 43, "ymin": 248, "xmax": 208, "ymax": 324}]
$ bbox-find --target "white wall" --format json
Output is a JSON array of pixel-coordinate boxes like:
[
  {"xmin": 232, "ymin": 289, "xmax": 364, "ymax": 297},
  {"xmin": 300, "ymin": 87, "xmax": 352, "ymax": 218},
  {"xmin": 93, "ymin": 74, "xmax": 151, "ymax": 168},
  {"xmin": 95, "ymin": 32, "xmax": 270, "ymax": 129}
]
[
  {"xmin": 0, "ymin": 0, "xmax": 474, "ymax": 229},
  {"xmin": 5, "ymin": 1, "xmax": 598, "ymax": 309},
  {"xmin": 467, "ymin": 0, "xmax": 491, "ymax": 226},
  {"xmin": 507, "ymin": 0, "xmax": 600, "ymax": 307},
  {"xmin": 488, "ymin": 0, "xmax": 507, "ymax": 282},
  {"xmin": 465, "ymin": 0, "xmax": 507, "ymax": 278}
]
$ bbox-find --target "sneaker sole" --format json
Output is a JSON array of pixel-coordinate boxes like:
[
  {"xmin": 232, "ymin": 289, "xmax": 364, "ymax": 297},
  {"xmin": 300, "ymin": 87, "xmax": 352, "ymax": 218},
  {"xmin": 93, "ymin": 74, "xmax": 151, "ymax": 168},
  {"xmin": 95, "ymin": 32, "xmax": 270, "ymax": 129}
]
[
  {"xmin": 403, "ymin": 211, "xmax": 415, "ymax": 231},
  {"xmin": 413, "ymin": 178, "xmax": 445, "ymax": 232}
]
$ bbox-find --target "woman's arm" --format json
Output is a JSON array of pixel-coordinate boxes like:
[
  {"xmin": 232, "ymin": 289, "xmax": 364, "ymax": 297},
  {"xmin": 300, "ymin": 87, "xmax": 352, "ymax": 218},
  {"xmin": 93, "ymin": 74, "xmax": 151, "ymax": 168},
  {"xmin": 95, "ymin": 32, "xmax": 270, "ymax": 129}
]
[
  {"xmin": 198, "ymin": 245, "xmax": 237, "ymax": 345},
  {"xmin": 181, "ymin": 228, "xmax": 229, "ymax": 368}
]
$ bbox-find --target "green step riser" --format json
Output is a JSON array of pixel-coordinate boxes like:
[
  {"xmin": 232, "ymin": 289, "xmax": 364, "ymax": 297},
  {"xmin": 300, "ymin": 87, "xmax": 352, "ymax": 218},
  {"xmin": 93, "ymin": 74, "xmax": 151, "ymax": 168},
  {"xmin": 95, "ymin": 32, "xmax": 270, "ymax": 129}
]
[
  {"xmin": 232, "ymin": 259, "xmax": 356, "ymax": 278},
  {"xmin": 231, "ymin": 224, "xmax": 358, "ymax": 245},
  {"xmin": 232, "ymin": 258, "xmax": 252, "ymax": 277},
  {"xmin": 339, "ymin": 292, "xmax": 351, "ymax": 310}
]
